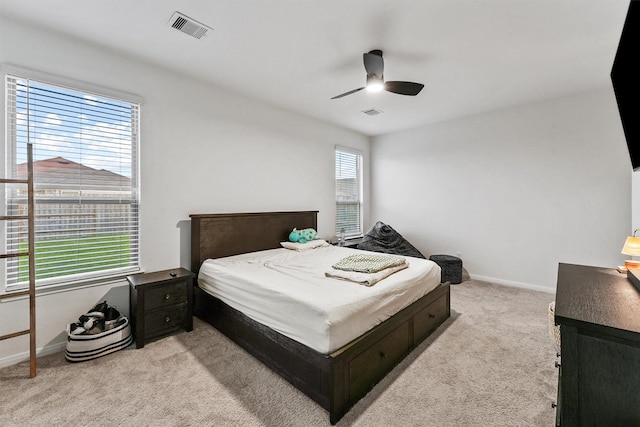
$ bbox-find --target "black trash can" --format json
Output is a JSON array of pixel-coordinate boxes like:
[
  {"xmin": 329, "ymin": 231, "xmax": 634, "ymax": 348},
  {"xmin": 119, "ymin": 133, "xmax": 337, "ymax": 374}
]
[{"xmin": 429, "ymin": 254, "xmax": 463, "ymax": 284}]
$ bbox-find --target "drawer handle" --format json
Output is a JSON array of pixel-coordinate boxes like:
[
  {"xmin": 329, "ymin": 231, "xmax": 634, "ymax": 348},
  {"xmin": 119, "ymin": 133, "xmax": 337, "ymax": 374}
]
[
  {"xmin": 379, "ymin": 351, "xmax": 387, "ymax": 360},
  {"xmin": 165, "ymin": 316, "xmax": 171, "ymax": 323},
  {"xmin": 164, "ymin": 293, "xmax": 171, "ymax": 300},
  {"xmin": 428, "ymin": 313, "xmax": 436, "ymax": 318}
]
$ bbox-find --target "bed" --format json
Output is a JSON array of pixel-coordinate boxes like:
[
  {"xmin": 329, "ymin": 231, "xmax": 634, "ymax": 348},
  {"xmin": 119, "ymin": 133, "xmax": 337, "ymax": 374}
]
[{"xmin": 190, "ymin": 211, "xmax": 450, "ymax": 424}]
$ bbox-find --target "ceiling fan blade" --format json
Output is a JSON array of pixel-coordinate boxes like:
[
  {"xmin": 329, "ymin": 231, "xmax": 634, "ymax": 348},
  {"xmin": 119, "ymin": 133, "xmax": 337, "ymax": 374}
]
[
  {"xmin": 363, "ymin": 51, "xmax": 384, "ymax": 78},
  {"xmin": 331, "ymin": 87, "xmax": 365, "ymax": 99},
  {"xmin": 384, "ymin": 81, "xmax": 424, "ymax": 96}
]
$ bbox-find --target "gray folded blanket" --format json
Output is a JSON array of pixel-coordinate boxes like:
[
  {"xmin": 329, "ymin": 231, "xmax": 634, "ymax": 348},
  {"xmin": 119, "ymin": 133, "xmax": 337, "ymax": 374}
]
[{"xmin": 332, "ymin": 253, "xmax": 407, "ymax": 274}]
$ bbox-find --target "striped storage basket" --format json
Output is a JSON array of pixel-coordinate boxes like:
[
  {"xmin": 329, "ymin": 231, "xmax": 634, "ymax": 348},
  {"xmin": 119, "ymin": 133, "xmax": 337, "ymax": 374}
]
[{"xmin": 65, "ymin": 317, "xmax": 132, "ymax": 362}]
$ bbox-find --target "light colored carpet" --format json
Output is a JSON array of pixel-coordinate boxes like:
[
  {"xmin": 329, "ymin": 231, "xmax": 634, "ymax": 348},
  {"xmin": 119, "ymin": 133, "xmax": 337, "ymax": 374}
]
[{"xmin": 0, "ymin": 280, "xmax": 558, "ymax": 426}]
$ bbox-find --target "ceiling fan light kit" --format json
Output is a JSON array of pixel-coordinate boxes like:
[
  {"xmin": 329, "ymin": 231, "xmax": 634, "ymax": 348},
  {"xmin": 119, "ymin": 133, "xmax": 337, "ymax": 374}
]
[
  {"xmin": 366, "ymin": 75, "xmax": 384, "ymax": 92},
  {"xmin": 332, "ymin": 50, "xmax": 424, "ymax": 99}
]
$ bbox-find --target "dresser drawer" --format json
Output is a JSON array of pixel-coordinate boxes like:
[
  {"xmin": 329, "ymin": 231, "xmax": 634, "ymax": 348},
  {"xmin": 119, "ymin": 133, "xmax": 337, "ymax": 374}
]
[
  {"xmin": 348, "ymin": 322, "xmax": 410, "ymax": 399},
  {"xmin": 144, "ymin": 303, "xmax": 188, "ymax": 338},
  {"xmin": 144, "ymin": 280, "xmax": 188, "ymax": 311},
  {"xmin": 413, "ymin": 292, "xmax": 449, "ymax": 344}
]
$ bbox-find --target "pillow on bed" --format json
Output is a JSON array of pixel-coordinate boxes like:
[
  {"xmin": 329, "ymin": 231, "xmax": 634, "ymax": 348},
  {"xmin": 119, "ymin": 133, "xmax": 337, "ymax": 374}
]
[
  {"xmin": 356, "ymin": 221, "xmax": 426, "ymax": 259},
  {"xmin": 280, "ymin": 239, "xmax": 329, "ymax": 251}
]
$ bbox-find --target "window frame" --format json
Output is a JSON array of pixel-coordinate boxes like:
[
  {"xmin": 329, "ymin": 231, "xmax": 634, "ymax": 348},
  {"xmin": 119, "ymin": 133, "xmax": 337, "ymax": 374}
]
[
  {"xmin": 2, "ymin": 65, "xmax": 142, "ymax": 292},
  {"xmin": 335, "ymin": 146, "xmax": 364, "ymax": 239}
]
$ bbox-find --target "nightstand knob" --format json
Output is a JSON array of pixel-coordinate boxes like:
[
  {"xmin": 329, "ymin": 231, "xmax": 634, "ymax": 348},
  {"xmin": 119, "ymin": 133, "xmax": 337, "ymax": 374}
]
[
  {"xmin": 164, "ymin": 293, "xmax": 171, "ymax": 300},
  {"xmin": 165, "ymin": 316, "xmax": 171, "ymax": 323}
]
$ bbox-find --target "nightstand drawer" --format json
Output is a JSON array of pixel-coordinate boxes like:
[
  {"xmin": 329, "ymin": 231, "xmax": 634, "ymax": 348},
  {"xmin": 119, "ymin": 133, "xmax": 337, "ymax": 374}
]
[
  {"xmin": 144, "ymin": 303, "xmax": 188, "ymax": 338},
  {"xmin": 145, "ymin": 280, "xmax": 188, "ymax": 311}
]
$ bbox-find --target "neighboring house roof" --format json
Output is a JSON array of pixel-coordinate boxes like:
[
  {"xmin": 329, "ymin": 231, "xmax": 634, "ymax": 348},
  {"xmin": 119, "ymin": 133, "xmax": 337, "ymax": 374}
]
[{"xmin": 16, "ymin": 157, "xmax": 131, "ymax": 192}]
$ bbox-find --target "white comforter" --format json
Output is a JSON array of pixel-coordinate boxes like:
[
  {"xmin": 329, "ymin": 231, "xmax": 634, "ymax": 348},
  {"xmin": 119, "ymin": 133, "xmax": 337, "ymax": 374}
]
[{"xmin": 198, "ymin": 245, "xmax": 441, "ymax": 354}]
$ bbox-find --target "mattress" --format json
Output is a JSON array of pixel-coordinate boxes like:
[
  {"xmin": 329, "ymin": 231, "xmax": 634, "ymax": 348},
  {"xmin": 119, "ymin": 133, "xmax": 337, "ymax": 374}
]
[{"xmin": 197, "ymin": 244, "xmax": 441, "ymax": 354}]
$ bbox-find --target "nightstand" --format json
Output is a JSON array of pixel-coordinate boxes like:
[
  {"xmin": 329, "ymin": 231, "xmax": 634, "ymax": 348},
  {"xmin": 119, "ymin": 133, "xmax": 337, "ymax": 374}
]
[
  {"xmin": 127, "ymin": 268, "xmax": 194, "ymax": 348},
  {"xmin": 336, "ymin": 237, "xmax": 363, "ymax": 249}
]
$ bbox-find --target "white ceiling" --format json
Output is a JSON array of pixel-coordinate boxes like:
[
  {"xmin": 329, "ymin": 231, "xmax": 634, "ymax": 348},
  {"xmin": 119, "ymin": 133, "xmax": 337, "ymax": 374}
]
[{"xmin": 0, "ymin": 0, "xmax": 631, "ymax": 136}]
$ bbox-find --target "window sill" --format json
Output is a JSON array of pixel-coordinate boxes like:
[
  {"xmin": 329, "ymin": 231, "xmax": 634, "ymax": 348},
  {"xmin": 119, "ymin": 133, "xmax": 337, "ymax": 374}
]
[{"xmin": 1, "ymin": 269, "xmax": 143, "ymax": 303}]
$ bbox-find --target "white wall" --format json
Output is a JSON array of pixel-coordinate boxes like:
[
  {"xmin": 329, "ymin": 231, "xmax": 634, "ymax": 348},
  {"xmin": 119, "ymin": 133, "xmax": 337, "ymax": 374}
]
[
  {"xmin": 0, "ymin": 17, "xmax": 369, "ymax": 366},
  {"xmin": 371, "ymin": 89, "xmax": 631, "ymax": 292},
  {"xmin": 633, "ymin": 172, "xmax": 640, "ymax": 230}
]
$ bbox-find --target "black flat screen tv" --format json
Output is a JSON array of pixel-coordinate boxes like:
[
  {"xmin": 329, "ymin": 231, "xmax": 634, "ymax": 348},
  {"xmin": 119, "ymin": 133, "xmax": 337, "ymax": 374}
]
[{"xmin": 611, "ymin": 1, "xmax": 640, "ymax": 171}]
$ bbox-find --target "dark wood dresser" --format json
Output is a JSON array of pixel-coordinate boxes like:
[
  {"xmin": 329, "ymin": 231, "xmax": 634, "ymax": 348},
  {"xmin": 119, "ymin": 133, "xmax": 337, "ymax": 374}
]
[
  {"xmin": 128, "ymin": 268, "xmax": 194, "ymax": 348},
  {"xmin": 554, "ymin": 263, "xmax": 640, "ymax": 426}
]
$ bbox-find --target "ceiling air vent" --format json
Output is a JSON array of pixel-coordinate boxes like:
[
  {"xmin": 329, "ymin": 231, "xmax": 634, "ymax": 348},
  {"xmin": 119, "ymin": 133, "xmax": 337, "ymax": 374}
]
[
  {"xmin": 168, "ymin": 12, "xmax": 213, "ymax": 40},
  {"xmin": 362, "ymin": 108, "xmax": 383, "ymax": 116}
]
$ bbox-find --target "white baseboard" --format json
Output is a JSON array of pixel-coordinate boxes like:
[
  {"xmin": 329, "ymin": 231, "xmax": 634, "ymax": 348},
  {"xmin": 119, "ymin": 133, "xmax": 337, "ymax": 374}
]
[
  {"xmin": 469, "ymin": 274, "xmax": 556, "ymax": 294},
  {"xmin": 0, "ymin": 340, "xmax": 66, "ymax": 369}
]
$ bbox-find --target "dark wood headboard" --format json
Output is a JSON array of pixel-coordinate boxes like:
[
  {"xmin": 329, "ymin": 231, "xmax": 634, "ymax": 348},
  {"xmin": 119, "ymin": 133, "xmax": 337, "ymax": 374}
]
[{"xmin": 189, "ymin": 211, "xmax": 318, "ymax": 275}]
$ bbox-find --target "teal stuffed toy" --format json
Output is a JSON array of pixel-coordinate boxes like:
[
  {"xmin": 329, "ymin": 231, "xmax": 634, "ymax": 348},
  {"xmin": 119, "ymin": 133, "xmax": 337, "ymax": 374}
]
[
  {"xmin": 288, "ymin": 228, "xmax": 317, "ymax": 243},
  {"xmin": 288, "ymin": 228, "xmax": 302, "ymax": 242}
]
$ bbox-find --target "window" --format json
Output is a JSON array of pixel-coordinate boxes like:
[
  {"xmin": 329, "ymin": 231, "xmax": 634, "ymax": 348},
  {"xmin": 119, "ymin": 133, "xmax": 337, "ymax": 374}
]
[
  {"xmin": 335, "ymin": 147, "xmax": 363, "ymax": 237},
  {"xmin": 4, "ymin": 69, "xmax": 140, "ymax": 291}
]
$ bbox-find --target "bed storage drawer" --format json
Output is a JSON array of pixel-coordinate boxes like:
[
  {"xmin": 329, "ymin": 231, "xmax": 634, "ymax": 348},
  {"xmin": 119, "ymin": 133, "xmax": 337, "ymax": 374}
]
[
  {"xmin": 413, "ymin": 292, "xmax": 449, "ymax": 345},
  {"xmin": 348, "ymin": 322, "xmax": 411, "ymax": 399}
]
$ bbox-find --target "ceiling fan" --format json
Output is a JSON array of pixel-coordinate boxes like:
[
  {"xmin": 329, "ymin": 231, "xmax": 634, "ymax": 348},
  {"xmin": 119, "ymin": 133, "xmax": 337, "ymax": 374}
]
[{"xmin": 331, "ymin": 49, "xmax": 424, "ymax": 99}]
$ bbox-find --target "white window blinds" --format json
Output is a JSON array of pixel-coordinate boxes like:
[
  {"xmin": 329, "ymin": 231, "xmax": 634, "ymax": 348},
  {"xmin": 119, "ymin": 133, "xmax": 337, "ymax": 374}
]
[
  {"xmin": 4, "ymin": 73, "xmax": 140, "ymax": 290},
  {"xmin": 335, "ymin": 147, "xmax": 363, "ymax": 237}
]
